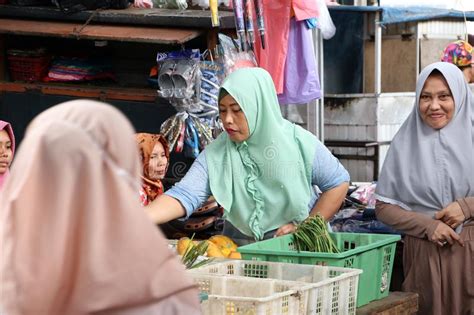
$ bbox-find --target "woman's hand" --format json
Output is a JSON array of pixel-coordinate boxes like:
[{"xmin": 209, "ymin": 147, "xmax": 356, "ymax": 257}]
[
  {"xmin": 430, "ymin": 221, "xmax": 464, "ymax": 247},
  {"xmin": 274, "ymin": 223, "xmax": 297, "ymax": 237},
  {"xmin": 434, "ymin": 201, "xmax": 466, "ymax": 229}
]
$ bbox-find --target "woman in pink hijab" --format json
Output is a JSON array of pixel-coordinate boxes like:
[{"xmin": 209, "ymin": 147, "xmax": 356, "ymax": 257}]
[
  {"xmin": 0, "ymin": 120, "xmax": 15, "ymax": 190},
  {"xmin": 0, "ymin": 100, "xmax": 201, "ymax": 315}
]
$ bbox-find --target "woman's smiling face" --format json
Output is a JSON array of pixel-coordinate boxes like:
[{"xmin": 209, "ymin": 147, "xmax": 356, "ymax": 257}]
[{"xmin": 419, "ymin": 72, "xmax": 455, "ymax": 130}]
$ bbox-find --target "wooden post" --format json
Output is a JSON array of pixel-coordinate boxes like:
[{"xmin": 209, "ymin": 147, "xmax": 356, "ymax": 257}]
[
  {"xmin": 207, "ymin": 28, "xmax": 218, "ymax": 56},
  {"xmin": 0, "ymin": 34, "xmax": 5, "ymax": 82}
]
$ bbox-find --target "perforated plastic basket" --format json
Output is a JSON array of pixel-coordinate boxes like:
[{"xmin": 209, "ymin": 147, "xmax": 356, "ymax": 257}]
[
  {"xmin": 237, "ymin": 232, "xmax": 400, "ymax": 307},
  {"xmin": 7, "ymin": 52, "xmax": 50, "ymax": 82},
  {"xmin": 190, "ymin": 273, "xmax": 308, "ymax": 315},
  {"xmin": 190, "ymin": 260, "xmax": 362, "ymax": 315}
]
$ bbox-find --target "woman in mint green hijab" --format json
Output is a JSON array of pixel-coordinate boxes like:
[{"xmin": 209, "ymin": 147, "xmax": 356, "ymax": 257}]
[{"xmin": 147, "ymin": 67, "xmax": 349, "ymax": 244}]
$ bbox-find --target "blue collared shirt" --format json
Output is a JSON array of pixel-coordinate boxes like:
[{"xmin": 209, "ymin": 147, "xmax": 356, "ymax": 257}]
[{"xmin": 166, "ymin": 138, "xmax": 350, "ymax": 218}]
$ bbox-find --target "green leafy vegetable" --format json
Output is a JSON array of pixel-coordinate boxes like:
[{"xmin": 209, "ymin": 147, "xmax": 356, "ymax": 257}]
[{"xmin": 293, "ymin": 215, "xmax": 339, "ymax": 253}]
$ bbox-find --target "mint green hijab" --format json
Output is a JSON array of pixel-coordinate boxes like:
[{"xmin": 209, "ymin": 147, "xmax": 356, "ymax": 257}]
[{"xmin": 206, "ymin": 67, "xmax": 318, "ymax": 240}]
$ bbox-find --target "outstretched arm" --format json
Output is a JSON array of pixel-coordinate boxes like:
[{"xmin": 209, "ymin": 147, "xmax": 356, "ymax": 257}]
[
  {"xmin": 146, "ymin": 194, "xmax": 186, "ymax": 224},
  {"xmin": 145, "ymin": 151, "xmax": 211, "ymax": 224},
  {"xmin": 309, "ymin": 181, "xmax": 349, "ymax": 219}
]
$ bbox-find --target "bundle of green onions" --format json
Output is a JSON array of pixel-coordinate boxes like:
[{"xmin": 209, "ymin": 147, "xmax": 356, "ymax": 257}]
[
  {"xmin": 293, "ymin": 215, "xmax": 340, "ymax": 253},
  {"xmin": 181, "ymin": 235, "xmax": 213, "ymax": 269}
]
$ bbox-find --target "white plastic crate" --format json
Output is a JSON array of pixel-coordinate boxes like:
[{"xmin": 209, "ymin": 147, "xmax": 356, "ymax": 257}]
[
  {"xmin": 191, "ymin": 273, "xmax": 309, "ymax": 315},
  {"xmin": 190, "ymin": 260, "xmax": 362, "ymax": 315}
]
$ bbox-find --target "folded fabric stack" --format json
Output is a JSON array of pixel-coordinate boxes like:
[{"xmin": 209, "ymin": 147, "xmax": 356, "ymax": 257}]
[
  {"xmin": 45, "ymin": 56, "xmax": 116, "ymax": 82},
  {"xmin": 330, "ymin": 182, "xmax": 399, "ymax": 235}
]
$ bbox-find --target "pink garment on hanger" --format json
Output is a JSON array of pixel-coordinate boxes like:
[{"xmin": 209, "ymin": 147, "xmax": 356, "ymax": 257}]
[
  {"xmin": 293, "ymin": 0, "xmax": 320, "ymax": 20},
  {"xmin": 254, "ymin": 0, "xmax": 318, "ymax": 94}
]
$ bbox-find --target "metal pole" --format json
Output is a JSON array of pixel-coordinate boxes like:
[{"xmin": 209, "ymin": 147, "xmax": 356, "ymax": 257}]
[
  {"xmin": 307, "ymin": 27, "xmax": 318, "ymax": 138},
  {"xmin": 415, "ymin": 23, "xmax": 420, "ymax": 79},
  {"xmin": 318, "ymin": 28, "xmax": 324, "ymax": 143},
  {"xmin": 307, "ymin": 27, "xmax": 324, "ymax": 142},
  {"xmin": 374, "ymin": 11, "xmax": 382, "ymax": 95}
]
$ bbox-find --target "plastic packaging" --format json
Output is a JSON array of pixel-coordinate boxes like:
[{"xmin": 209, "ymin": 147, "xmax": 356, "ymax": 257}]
[
  {"xmin": 192, "ymin": 0, "xmax": 229, "ymax": 8},
  {"xmin": 349, "ymin": 182, "xmax": 377, "ymax": 208},
  {"xmin": 218, "ymin": 33, "xmax": 257, "ymax": 76},
  {"xmin": 156, "ymin": 49, "xmax": 202, "ymax": 113},
  {"xmin": 316, "ymin": 0, "xmax": 336, "ymax": 39},
  {"xmin": 156, "ymin": 0, "xmax": 187, "ymax": 9}
]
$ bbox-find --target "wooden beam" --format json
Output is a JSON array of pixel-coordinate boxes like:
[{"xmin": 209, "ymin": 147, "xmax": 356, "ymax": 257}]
[
  {"xmin": 0, "ymin": 18, "xmax": 203, "ymax": 44},
  {"xmin": 0, "ymin": 82, "xmax": 158, "ymax": 102},
  {"xmin": 0, "ymin": 5, "xmax": 236, "ymax": 29},
  {"xmin": 356, "ymin": 292, "xmax": 418, "ymax": 315}
]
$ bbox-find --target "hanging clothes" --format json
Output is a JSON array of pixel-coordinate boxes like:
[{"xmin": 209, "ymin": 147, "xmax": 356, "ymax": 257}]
[
  {"xmin": 292, "ymin": 0, "xmax": 319, "ymax": 20},
  {"xmin": 278, "ymin": 18, "xmax": 321, "ymax": 105},
  {"xmin": 254, "ymin": 0, "xmax": 318, "ymax": 94}
]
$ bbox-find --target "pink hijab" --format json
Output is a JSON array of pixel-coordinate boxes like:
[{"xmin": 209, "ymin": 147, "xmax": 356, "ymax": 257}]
[
  {"xmin": 0, "ymin": 100, "xmax": 201, "ymax": 315},
  {"xmin": 0, "ymin": 120, "xmax": 15, "ymax": 190}
]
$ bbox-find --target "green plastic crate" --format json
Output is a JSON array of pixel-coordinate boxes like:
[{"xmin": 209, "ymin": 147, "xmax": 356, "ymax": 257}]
[{"xmin": 237, "ymin": 232, "xmax": 401, "ymax": 307}]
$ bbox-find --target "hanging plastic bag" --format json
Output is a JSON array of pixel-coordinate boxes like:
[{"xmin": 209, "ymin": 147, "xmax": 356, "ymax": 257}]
[
  {"xmin": 164, "ymin": 0, "xmax": 188, "ymax": 10},
  {"xmin": 191, "ymin": 0, "xmax": 229, "ymax": 9},
  {"xmin": 218, "ymin": 33, "xmax": 257, "ymax": 77},
  {"xmin": 349, "ymin": 182, "xmax": 377, "ymax": 209},
  {"xmin": 316, "ymin": 0, "xmax": 336, "ymax": 40},
  {"xmin": 156, "ymin": 49, "xmax": 202, "ymax": 113},
  {"xmin": 199, "ymin": 59, "xmax": 223, "ymax": 115}
]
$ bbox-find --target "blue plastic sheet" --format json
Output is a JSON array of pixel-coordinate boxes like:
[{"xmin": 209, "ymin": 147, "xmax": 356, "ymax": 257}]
[
  {"xmin": 328, "ymin": 5, "xmax": 474, "ymax": 25},
  {"xmin": 380, "ymin": 6, "xmax": 474, "ymax": 25}
]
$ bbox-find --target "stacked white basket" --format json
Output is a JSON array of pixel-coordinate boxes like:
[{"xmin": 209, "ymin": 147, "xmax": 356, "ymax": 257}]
[
  {"xmin": 192, "ymin": 274, "xmax": 307, "ymax": 314},
  {"xmin": 189, "ymin": 260, "xmax": 362, "ymax": 315}
]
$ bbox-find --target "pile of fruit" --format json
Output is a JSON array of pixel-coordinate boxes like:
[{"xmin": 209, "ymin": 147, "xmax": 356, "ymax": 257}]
[
  {"xmin": 176, "ymin": 235, "xmax": 241, "ymax": 259},
  {"xmin": 177, "ymin": 235, "xmax": 241, "ymax": 263}
]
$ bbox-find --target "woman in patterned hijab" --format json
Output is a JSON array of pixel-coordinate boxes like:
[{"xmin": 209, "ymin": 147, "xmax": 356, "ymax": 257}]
[{"xmin": 136, "ymin": 133, "xmax": 170, "ymax": 205}]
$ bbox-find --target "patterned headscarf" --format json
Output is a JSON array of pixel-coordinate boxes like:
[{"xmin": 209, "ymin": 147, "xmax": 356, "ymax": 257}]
[
  {"xmin": 441, "ymin": 40, "xmax": 473, "ymax": 67},
  {"xmin": 136, "ymin": 133, "xmax": 170, "ymax": 201}
]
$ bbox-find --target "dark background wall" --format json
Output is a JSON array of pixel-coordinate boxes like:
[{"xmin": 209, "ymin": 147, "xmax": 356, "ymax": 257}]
[
  {"xmin": 1, "ymin": 32, "xmax": 208, "ymax": 178},
  {"xmin": 324, "ymin": 10, "xmax": 365, "ymax": 94},
  {"xmin": 0, "ymin": 93, "xmax": 194, "ymax": 179}
]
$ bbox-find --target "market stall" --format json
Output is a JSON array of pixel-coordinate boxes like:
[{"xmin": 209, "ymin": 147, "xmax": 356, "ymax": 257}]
[{"xmin": 5, "ymin": 2, "xmax": 472, "ymax": 314}]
